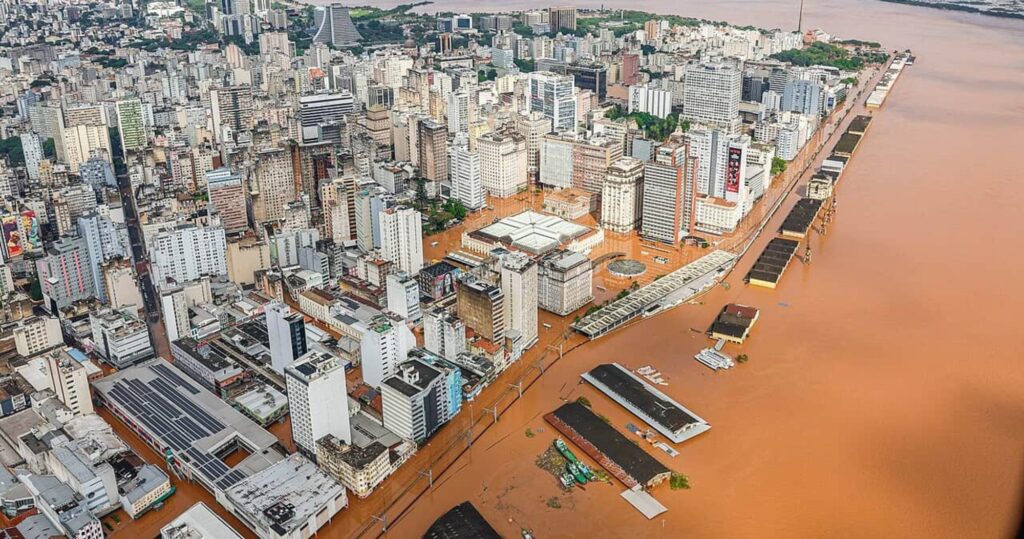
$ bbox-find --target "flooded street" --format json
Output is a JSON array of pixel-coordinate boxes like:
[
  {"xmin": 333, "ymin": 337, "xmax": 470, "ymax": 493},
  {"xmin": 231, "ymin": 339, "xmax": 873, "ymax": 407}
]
[{"xmin": 343, "ymin": 0, "xmax": 1024, "ymax": 537}]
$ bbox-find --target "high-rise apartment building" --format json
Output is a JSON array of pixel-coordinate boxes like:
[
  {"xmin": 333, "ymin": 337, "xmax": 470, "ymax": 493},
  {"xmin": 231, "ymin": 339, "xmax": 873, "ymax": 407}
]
[
  {"xmin": 682, "ymin": 63, "xmax": 742, "ymax": 126},
  {"xmin": 20, "ymin": 133, "xmax": 43, "ymax": 180},
  {"xmin": 210, "ymin": 85, "xmax": 254, "ymax": 140},
  {"xmin": 548, "ymin": 6, "xmax": 577, "ymax": 32},
  {"xmin": 77, "ymin": 212, "xmax": 131, "ymax": 304},
  {"xmin": 35, "ymin": 236, "xmax": 95, "ymax": 311},
  {"xmin": 47, "ymin": 348, "xmax": 95, "ymax": 416},
  {"xmin": 641, "ymin": 140, "xmax": 695, "ymax": 244},
  {"xmin": 515, "ymin": 112, "xmax": 553, "ymax": 181},
  {"xmin": 386, "ymin": 272, "xmax": 422, "ymax": 323},
  {"xmin": 379, "ymin": 206, "xmax": 423, "ymax": 276},
  {"xmin": 537, "ymin": 250, "xmax": 593, "ymax": 316},
  {"xmin": 205, "ymin": 168, "xmax": 248, "ymax": 233},
  {"xmin": 456, "ymin": 276, "xmax": 505, "ymax": 344},
  {"xmin": 422, "ymin": 307, "xmax": 466, "ymax": 360},
  {"xmin": 527, "ymin": 72, "xmax": 577, "ymax": 133},
  {"xmin": 450, "ymin": 145, "xmax": 484, "ymax": 210},
  {"xmin": 149, "ymin": 223, "xmax": 227, "ymax": 286},
  {"xmin": 266, "ymin": 302, "xmax": 308, "ymax": 374},
  {"xmin": 628, "ymin": 85, "xmax": 673, "ymax": 118},
  {"xmin": 360, "ymin": 314, "xmax": 416, "ymax": 388},
  {"xmin": 478, "ymin": 131, "xmax": 528, "ymax": 198},
  {"xmin": 417, "ymin": 119, "xmax": 448, "ymax": 194},
  {"xmin": 286, "ymin": 350, "xmax": 352, "ymax": 458},
  {"xmin": 499, "ymin": 252, "xmax": 538, "ymax": 349},
  {"xmin": 60, "ymin": 125, "xmax": 111, "ymax": 172},
  {"xmin": 381, "ymin": 357, "xmax": 461, "ymax": 443},
  {"xmin": 252, "ymin": 147, "xmax": 296, "ymax": 223},
  {"xmin": 116, "ymin": 99, "xmax": 146, "ymax": 153},
  {"xmin": 601, "ymin": 156, "xmax": 644, "ymax": 233}
]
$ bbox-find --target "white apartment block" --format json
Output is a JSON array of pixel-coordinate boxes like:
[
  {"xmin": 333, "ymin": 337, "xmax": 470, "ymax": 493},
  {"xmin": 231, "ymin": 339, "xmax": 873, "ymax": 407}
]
[
  {"xmin": 601, "ymin": 157, "xmax": 644, "ymax": 233},
  {"xmin": 478, "ymin": 131, "xmax": 528, "ymax": 198},
  {"xmin": 285, "ymin": 350, "xmax": 352, "ymax": 457},
  {"xmin": 380, "ymin": 206, "xmax": 423, "ymax": 276}
]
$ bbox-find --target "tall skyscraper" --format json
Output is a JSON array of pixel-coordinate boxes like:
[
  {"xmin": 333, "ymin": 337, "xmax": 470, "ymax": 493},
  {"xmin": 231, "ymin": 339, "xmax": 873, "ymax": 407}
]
[
  {"xmin": 266, "ymin": 302, "xmax": 308, "ymax": 374},
  {"xmin": 210, "ymin": 85, "xmax": 254, "ymax": 140},
  {"xmin": 417, "ymin": 119, "xmax": 448, "ymax": 194},
  {"xmin": 527, "ymin": 72, "xmax": 577, "ymax": 133},
  {"xmin": 312, "ymin": 3, "xmax": 363, "ymax": 47},
  {"xmin": 360, "ymin": 314, "xmax": 415, "ymax": 388},
  {"xmin": 286, "ymin": 350, "xmax": 352, "ymax": 458},
  {"xmin": 380, "ymin": 206, "xmax": 423, "ymax": 276},
  {"xmin": 682, "ymin": 63, "xmax": 742, "ymax": 127},
  {"xmin": 35, "ymin": 236, "xmax": 96, "ymax": 311},
  {"xmin": 478, "ymin": 131, "xmax": 528, "ymax": 198},
  {"xmin": 548, "ymin": 6, "xmax": 577, "ymax": 32},
  {"xmin": 641, "ymin": 140, "xmax": 695, "ymax": 244},
  {"xmin": 20, "ymin": 133, "xmax": 43, "ymax": 180},
  {"xmin": 252, "ymin": 147, "xmax": 296, "ymax": 223},
  {"xmin": 516, "ymin": 112, "xmax": 553, "ymax": 182},
  {"xmin": 116, "ymin": 99, "xmax": 146, "ymax": 153},
  {"xmin": 601, "ymin": 156, "xmax": 645, "ymax": 233},
  {"xmin": 205, "ymin": 168, "xmax": 249, "ymax": 233},
  {"xmin": 77, "ymin": 212, "xmax": 131, "ymax": 304},
  {"xmin": 499, "ymin": 252, "xmax": 538, "ymax": 349},
  {"xmin": 450, "ymin": 145, "xmax": 484, "ymax": 210}
]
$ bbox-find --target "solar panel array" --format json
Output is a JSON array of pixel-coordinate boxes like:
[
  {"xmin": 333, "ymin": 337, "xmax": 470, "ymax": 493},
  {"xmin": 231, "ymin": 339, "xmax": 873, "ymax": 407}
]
[{"xmin": 104, "ymin": 364, "xmax": 247, "ymax": 491}]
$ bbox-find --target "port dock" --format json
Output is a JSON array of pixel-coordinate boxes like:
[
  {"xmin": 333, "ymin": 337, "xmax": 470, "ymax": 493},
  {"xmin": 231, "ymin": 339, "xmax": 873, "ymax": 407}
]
[
  {"xmin": 573, "ymin": 250, "xmax": 736, "ymax": 339},
  {"xmin": 580, "ymin": 364, "xmax": 711, "ymax": 444},
  {"xmin": 544, "ymin": 402, "xmax": 671, "ymax": 489},
  {"xmin": 745, "ymin": 238, "xmax": 800, "ymax": 289},
  {"xmin": 780, "ymin": 198, "xmax": 824, "ymax": 239}
]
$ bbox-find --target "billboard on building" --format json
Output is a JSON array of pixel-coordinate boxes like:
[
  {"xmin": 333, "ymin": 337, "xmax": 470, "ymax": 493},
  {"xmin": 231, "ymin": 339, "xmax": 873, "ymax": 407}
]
[
  {"xmin": 725, "ymin": 146, "xmax": 743, "ymax": 194},
  {"xmin": 1, "ymin": 214, "xmax": 22, "ymax": 259},
  {"xmin": 19, "ymin": 210, "xmax": 41, "ymax": 254}
]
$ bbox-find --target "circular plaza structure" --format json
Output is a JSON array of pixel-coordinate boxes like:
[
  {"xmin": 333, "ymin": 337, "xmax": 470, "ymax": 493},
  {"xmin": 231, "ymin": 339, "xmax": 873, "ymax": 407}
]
[{"xmin": 607, "ymin": 259, "xmax": 647, "ymax": 278}]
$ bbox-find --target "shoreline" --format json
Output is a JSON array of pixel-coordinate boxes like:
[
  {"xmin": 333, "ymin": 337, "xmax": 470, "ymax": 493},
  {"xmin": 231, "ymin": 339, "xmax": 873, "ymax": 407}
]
[{"xmin": 878, "ymin": 0, "xmax": 1024, "ymax": 20}]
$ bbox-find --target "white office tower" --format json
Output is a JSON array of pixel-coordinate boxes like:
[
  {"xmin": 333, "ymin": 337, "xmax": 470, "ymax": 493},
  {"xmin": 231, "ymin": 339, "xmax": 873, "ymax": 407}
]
[
  {"xmin": 47, "ymin": 348, "xmax": 95, "ymax": 416},
  {"xmin": 360, "ymin": 315, "xmax": 416, "ymax": 388},
  {"xmin": 77, "ymin": 212, "xmax": 131, "ymax": 303},
  {"xmin": 628, "ymin": 85, "xmax": 673, "ymax": 119},
  {"xmin": 266, "ymin": 302, "xmax": 308, "ymax": 374},
  {"xmin": 447, "ymin": 89, "xmax": 472, "ymax": 135},
  {"xmin": 499, "ymin": 252, "xmax": 539, "ymax": 350},
  {"xmin": 380, "ymin": 206, "xmax": 423, "ymax": 275},
  {"xmin": 527, "ymin": 72, "xmax": 577, "ymax": 133},
  {"xmin": 20, "ymin": 133, "xmax": 43, "ymax": 180},
  {"xmin": 149, "ymin": 223, "xmax": 227, "ymax": 286},
  {"xmin": 285, "ymin": 350, "xmax": 352, "ymax": 457},
  {"xmin": 386, "ymin": 272, "xmax": 422, "ymax": 323},
  {"xmin": 299, "ymin": 92, "xmax": 356, "ymax": 143},
  {"xmin": 450, "ymin": 145, "xmax": 484, "ymax": 210},
  {"xmin": 478, "ymin": 131, "xmax": 528, "ymax": 198},
  {"xmin": 423, "ymin": 307, "xmax": 466, "ymax": 360},
  {"xmin": 600, "ymin": 157, "xmax": 645, "ymax": 233},
  {"xmin": 537, "ymin": 250, "xmax": 593, "ymax": 316},
  {"xmin": 160, "ymin": 287, "xmax": 190, "ymax": 343},
  {"xmin": 685, "ymin": 128, "xmax": 750, "ymax": 200},
  {"xmin": 682, "ymin": 63, "xmax": 742, "ymax": 127},
  {"xmin": 381, "ymin": 358, "xmax": 458, "ymax": 443},
  {"xmin": 312, "ymin": 3, "xmax": 363, "ymax": 47}
]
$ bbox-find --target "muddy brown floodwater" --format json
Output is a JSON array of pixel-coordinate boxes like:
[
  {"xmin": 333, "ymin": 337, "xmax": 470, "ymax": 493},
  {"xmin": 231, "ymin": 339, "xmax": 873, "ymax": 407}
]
[{"xmin": 314, "ymin": 0, "xmax": 1023, "ymax": 537}]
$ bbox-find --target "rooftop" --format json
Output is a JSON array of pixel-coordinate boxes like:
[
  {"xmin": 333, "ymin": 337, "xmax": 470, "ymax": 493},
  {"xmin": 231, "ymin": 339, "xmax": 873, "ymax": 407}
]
[
  {"xmin": 223, "ymin": 454, "xmax": 345, "ymax": 537},
  {"xmin": 92, "ymin": 359, "xmax": 284, "ymax": 493},
  {"xmin": 470, "ymin": 210, "xmax": 596, "ymax": 256}
]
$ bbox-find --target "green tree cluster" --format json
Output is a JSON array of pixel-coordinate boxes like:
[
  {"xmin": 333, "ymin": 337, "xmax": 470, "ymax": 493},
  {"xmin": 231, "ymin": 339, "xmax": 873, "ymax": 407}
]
[
  {"xmin": 771, "ymin": 157, "xmax": 787, "ymax": 176},
  {"xmin": 604, "ymin": 106, "xmax": 684, "ymax": 141},
  {"xmin": 0, "ymin": 138, "xmax": 24, "ymax": 166},
  {"xmin": 771, "ymin": 42, "xmax": 888, "ymax": 71}
]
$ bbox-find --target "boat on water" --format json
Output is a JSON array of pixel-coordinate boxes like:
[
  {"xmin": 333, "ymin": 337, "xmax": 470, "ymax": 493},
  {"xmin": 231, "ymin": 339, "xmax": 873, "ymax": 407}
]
[
  {"xmin": 566, "ymin": 462, "xmax": 588, "ymax": 484},
  {"xmin": 554, "ymin": 439, "xmax": 579, "ymax": 464},
  {"xmin": 578, "ymin": 461, "xmax": 597, "ymax": 481},
  {"xmin": 559, "ymin": 472, "xmax": 575, "ymax": 488}
]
